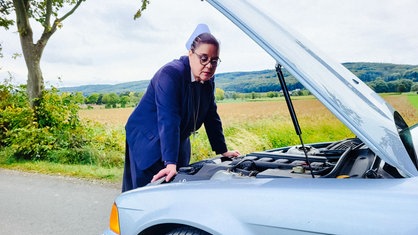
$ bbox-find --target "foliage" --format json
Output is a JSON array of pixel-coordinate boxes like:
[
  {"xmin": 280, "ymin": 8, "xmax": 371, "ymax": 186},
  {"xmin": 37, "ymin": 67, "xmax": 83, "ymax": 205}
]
[
  {"xmin": 134, "ymin": 0, "xmax": 150, "ymax": 19},
  {"xmin": 86, "ymin": 93, "xmax": 100, "ymax": 104},
  {"xmin": 215, "ymin": 88, "xmax": 225, "ymax": 101},
  {"xmin": 119, "ymin": 95, "xmax": 130, "ymax": 108},
  {"xmin": 0, "ymin": 79, "xmax": 124, "ymax": 167},
  {"xmin": 267, "ymin": 91, "xmax": 279, "ymax": 98},
  {"xmin": 411, "ymin": 84, "xmax": 418, "ymax": 92},
  {"xmin": 102, "ymin": 93, "xmax": 120, "ymax": 108},
  {"xmin": 1, "ymin": 0, "xmax": 87, "ymax": 37},
  {"xmin": 0, "ymin": 1, "xmax": 14, "ymax": 29}
]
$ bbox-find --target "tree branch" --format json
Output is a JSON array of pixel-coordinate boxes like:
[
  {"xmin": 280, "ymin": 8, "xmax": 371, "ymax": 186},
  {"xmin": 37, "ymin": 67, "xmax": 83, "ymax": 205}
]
[
  {"xmin": 38, "ymin": 0, "xmax": 85, "ymax": 50},
  {"xmin": 12, "ymin": 0, "xmax": 32, "ymax": 37},
  {"xmin": 58, "ymin": 0, "xmax": 84, "ymax": 22},
  {"xmin": 43, "ymin": 0, "xmax": 52, "ymax": 30},
  {"xmin": 134, "ymin": 0, "xmax": 150, "ymax": 19}
]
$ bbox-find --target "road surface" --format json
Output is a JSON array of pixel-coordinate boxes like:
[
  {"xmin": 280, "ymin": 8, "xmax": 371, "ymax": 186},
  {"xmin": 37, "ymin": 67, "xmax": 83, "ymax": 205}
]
[{"xmin": 0, "ymin": 168, "xmax": 121, "ymax": 235}]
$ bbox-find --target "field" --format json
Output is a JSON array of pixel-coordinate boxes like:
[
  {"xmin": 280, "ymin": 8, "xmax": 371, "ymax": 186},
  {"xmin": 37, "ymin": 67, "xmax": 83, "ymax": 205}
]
[
  {"xmin": 407, "ymin": 93, "xmax": 418, "ymax": 110},
  {"xmin": 79, "ymin": 94, "xmax": 418, "ymax": 162}
]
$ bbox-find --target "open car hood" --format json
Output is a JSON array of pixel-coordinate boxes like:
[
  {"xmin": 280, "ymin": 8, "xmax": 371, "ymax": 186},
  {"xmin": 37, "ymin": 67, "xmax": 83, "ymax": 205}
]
[{"xmin": 206, "ymin": 0, "xmax": 418, "ymax": 177}]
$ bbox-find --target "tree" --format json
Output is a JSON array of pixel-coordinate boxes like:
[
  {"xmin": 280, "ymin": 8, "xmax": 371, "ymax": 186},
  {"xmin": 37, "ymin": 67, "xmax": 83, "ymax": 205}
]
[
  {"xmin": 231, "ymin": 92, "xmax": 240, "ymax": 100},
  {"xmin": 397, "ymin": 79, "xmax": 413, "ymax": 93},
  {"xmin": 370, "ymin": 79, "xmax": 388, "ymax": 93},
  {"xmin": 403, "ymin": 69, "xmax": 418, "ymax": 82},
  {"xmin": 411, "ymin": 83, "xmax": 418, "ymax": 92},
  {"xmin": 86, "ymin": 93, "xmax": 100, "ymax": 105},
  {"xmin": 102, "ymin": 93, "xmax": 119, "ymax": 108},
  {"xmin": 0, "ymin": 0, "xmax": 150, "ymax": 109},
  {"xmin": 120, "ymin": 95, "xmax": 130, "ymax": 108},
  {"xmin": 68, "ymin": 91, "xmax": 85, "ymax": 104},
  {"xmin": 215, "ymin": 87, "xmax": 224, "ymax": 101},
  {"xmin": 1, "ymin": 0, "xmax": 84, "ymax": 108},
  {"xmin": 397, "ymin": 84, "xmax": 407, "ymax": 93},
  {"xmin": 267, "ymin": 91, "xmax": 278, "ymax": 98}
]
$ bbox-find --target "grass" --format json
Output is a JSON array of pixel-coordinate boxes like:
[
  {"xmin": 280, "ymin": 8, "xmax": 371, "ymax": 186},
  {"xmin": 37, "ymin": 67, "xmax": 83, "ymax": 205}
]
[
  {"xmin": 406, "ymin": 93, "xmax": 418, "ymax": 110},
  {"xmin": 0, "ymin": 159, "xmax": 123, "ymax": 184},
  {"xmin": 2, "ymin": 93, "xmax": 417, "ymax": 183}
]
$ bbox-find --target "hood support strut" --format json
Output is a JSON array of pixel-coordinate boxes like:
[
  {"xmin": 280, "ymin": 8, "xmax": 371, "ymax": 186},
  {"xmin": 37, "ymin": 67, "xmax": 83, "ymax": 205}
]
[{"xmin": 275, "ymin": 64, "xmax": 315, "ymax": 178}]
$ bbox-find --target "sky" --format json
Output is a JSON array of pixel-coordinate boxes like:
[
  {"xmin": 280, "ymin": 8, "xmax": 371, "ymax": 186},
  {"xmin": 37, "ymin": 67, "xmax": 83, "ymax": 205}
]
[{"xmin": 1, "ymin": 0, "xmax": 418, "ymax": 88}]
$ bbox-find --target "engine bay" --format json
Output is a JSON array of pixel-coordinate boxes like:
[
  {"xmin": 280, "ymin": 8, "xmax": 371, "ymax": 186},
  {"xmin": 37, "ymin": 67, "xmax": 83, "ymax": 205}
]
[{"xmin": 173, "ymin": 138, "xmax": 404, "ymax": 183}]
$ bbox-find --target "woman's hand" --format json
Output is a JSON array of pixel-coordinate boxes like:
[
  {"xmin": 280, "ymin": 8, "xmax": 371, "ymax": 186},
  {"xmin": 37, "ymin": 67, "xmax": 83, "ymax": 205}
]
[
  {"xmin": 151, "ymin": 164, "xmax": 177, "ymax": 183},
  {"xmin": 222, "ymin": 150, "xmax": 241, "ymax": 158}
]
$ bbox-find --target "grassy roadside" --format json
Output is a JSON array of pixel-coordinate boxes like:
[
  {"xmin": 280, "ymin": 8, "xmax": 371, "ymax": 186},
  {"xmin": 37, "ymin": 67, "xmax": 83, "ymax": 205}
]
[
  {"xmin": 0, "ymin": 160, "xmax": 123, "ymax": 184},
  {"xmin": 0, "ymin": 146, "xmax": 123, "ymax": 184}
]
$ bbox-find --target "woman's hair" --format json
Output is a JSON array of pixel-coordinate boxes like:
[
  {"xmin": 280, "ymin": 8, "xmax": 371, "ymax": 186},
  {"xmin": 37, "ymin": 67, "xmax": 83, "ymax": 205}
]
[{"xmin": 190, "ymin": 33, "xmax": 220, "ymax": 52}]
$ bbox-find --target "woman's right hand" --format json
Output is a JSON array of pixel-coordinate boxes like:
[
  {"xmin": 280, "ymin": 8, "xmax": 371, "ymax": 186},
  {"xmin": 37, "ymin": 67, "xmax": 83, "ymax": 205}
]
[{"xmin": 151, "ymin": 164, "xmax": 177, "ymax": 183}]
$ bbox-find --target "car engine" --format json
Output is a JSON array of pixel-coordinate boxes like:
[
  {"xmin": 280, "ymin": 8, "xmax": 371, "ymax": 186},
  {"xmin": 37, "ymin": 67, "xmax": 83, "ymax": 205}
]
[{"xmin": 172, "ymin": 138, "xmax": 404, "ymax": 183}]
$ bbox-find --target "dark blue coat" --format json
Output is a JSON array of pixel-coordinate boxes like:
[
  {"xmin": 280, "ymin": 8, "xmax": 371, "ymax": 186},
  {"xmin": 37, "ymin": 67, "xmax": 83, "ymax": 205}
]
[{"xmin": 123, "ymin": 56, "xmax": 227, "ymax": 190}]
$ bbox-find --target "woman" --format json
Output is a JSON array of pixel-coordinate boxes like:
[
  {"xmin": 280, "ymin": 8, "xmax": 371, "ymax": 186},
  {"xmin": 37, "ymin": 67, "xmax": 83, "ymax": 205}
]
[{"xmin": 122, "ymin": 24, "xmax": 240, "ymax": 192}]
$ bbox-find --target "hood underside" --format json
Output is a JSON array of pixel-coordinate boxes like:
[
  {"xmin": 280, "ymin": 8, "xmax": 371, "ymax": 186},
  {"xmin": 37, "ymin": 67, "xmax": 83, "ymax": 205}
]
[{"xmin": 205, "ymin": 0, "xmax": 418, "ymax": 176}]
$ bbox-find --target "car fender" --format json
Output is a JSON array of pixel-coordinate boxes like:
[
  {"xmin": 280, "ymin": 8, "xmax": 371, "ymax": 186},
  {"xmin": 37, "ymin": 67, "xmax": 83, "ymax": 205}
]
[{"xmin": 116, "ymin": 182, "xmax": 253, "ymax": 235}]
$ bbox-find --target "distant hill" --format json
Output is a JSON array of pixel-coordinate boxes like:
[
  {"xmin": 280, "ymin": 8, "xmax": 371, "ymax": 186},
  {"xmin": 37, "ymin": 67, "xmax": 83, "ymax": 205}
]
[
  {"xmin": 59, "ymin": 80, "xmax": 151, "ymax": 95},
  {"xmin": 59, "ymin": 62, "xmax": 418, "ymax": 95}
]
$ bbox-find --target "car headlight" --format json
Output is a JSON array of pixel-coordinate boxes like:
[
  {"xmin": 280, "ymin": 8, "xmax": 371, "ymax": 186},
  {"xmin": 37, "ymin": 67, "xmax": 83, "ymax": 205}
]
[{"xmin": 109, "ymin": 202, "xmax": 120, "ymax": 234}]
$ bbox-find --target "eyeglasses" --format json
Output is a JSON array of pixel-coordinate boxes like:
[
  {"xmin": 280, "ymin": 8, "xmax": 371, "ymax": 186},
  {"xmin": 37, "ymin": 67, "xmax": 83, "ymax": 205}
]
[{"xmin": 193, "ymin": 52, "xmax": 221, "ymax": 67}]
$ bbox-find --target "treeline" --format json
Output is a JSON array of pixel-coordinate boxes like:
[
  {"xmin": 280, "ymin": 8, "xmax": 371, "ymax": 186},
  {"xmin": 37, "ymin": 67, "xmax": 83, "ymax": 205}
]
[
  {"xmin": 82, "ymin": 91, "xmax": 145, "ymax": 108},
  {"xmin": 77, "ymin": 88, "xmax": 310, "ymax": 109},
  {"xmin": 58, "ymin": 62, "xmax": 418, "ymax": 108},
  {"xmin": 345, "ymin": 62, "xmax": 418, "ymax": 93},
  {"xmin": 215, "ymin": 62, "xmax": 418, "ymax": 93},
  {"xmin": 368, "ymin": 79, "xmax": 417, "ymax": 93},
  {"xmin": 216, "ymin": 69, "xmax": 301, "ymax": 93},
  {"xmin": 60, "ymin": 62, "xmax": 418, "ymax": 97},
  {"xmin": 75, "ymin": 80, "xmax": 416, "ymax": 109}
]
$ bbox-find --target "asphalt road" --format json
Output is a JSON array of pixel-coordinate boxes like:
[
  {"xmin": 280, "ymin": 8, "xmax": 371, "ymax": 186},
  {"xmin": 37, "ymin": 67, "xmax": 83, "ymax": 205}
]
[{"xmin": 0, "ymin": 168, "xmax": 121, "ymax": 235}]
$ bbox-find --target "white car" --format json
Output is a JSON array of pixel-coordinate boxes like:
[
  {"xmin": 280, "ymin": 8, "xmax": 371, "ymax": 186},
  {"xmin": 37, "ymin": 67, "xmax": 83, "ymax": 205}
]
[{"xmin": 103, "ymin": 0, "xmax": 418, "ymax": 234}]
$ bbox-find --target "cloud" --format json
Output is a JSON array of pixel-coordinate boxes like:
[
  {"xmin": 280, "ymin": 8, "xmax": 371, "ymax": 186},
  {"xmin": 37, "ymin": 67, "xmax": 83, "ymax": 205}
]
[{"xmin": 1, "ymin": 0, "xmax": 418, "ymax": 87}]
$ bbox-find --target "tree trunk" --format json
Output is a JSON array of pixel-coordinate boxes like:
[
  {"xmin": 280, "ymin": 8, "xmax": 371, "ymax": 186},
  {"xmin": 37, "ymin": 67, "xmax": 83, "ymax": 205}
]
[
  {"xmin": 20, "ymin": 34, "xmax": 45, "ymax": 108},
  {"xmin": 12, "ymin": 0, "xmax": 45, "ymax": 108},
  {"xmin": 12, "ymin": 0, "xmax": 52, "ymax": 108}
]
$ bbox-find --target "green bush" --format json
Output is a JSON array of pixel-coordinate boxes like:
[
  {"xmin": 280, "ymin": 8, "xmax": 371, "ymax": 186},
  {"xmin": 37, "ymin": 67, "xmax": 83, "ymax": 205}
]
[
  {"xmin": 0, "ymin": 81, "xmax": 32, "ymax": 146},
  {"xmin": 0, "ymin": 79, "xmax": 124, "ymax": 167}
]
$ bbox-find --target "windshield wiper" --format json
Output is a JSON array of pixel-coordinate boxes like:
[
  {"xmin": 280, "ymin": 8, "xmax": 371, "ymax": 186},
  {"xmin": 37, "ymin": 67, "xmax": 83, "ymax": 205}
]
[{"xmin": 275, "ymin": 63, "xmax": 315, "ymax": 178}]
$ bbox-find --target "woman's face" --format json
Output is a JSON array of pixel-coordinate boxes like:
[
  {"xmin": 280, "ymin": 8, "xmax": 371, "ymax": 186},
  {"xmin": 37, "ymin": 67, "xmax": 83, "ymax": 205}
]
[{"xmin": 189, "ymin": 43, "xmax": 220, "ymax": 82}]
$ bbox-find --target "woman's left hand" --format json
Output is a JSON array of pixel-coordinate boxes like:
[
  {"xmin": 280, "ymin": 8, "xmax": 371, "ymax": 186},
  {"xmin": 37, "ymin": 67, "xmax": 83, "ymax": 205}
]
[{"xmin": 222, "ymin": 150, "xmax": 241, "ymax": 158}]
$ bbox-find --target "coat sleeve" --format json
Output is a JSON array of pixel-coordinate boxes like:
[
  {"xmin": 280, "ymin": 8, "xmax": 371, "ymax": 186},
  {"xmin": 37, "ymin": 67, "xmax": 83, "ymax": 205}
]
[
  {"xmin": 154, "ymin": 66, "xmax": 184, "ymax": 164},
  {"xmin": 204, "ymin": 81, "xmax": 228, "ymax": 155}
]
